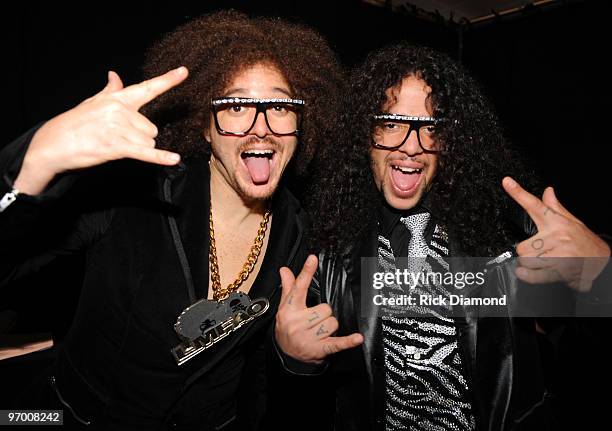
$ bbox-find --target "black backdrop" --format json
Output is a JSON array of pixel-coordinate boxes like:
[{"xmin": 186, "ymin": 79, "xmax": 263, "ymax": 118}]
[
  {"xmin": 1, "ymin": 0, "xmax": 610, "ymax": 426},
  {"xmin": 3, "ymin": 0, "xmax": 609, "ymax": 230}
]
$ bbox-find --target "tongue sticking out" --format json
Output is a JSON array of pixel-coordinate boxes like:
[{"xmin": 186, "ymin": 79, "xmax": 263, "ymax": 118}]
[
  {"xmin": 244, "ymin": 157, "xmax": 271, "ymax": 184},
  {"xmin": 391, "ymin": 168, "xmax": 420, "ymax": 191}
]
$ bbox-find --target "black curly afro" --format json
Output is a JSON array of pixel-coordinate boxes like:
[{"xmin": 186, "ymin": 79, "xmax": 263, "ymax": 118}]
[{"xmin": 307, "ymin": 42, "xmax": 540, "ymax": 256}]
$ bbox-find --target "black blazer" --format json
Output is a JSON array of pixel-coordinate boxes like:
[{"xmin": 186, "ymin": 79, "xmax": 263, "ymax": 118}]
[{"xmin": 0, "ymin": 126, "xmax": 311, "ymax": 430}]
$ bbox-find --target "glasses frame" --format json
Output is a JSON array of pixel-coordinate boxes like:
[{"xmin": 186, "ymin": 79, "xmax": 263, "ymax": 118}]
[
  {"xmin": 211, "ymin": 97, "xmax": 305, "ymax": 137},
  {"xmin": 371, "ymin": 113, "xmax": 442, "ymax": 152}
]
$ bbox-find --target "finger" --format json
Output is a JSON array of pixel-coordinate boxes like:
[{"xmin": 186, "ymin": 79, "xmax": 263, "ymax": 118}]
[
  {"xmin": 120, "ymin": 144, "xmax": 181, "ymax": 166},
  {"xmin": 304, "ymin": 303, "xmax": 333, "ymax": 329},
  {"xmin": 515, "ymin": 266, "xmax": 563, "ymax": 285},
  {"xmin": 127, "ymin": 111, "xmax": 159, "ymax": 138},
  {"xmin": 515, "ymin": 234, "xmax": 554, "ymax": 257},
  {"xmin": 502, "ymin": 177, "xmax": 548, "ymax": 229},
  {"xmin": 517, "ymin": 255, "xmax": 555, "ymax": 270},
  {"xmin": 312, "ymin": 316, "xmax": 339, "ymax": 339},
  {"xmin": 276, "ymin": 303, "xmax": 332, "ymax": 333},
  {"xmin": 542, "ymin": 187, "xmax": 582, "ymax": 224},
  {"xmin": 295, "ymin": 255, "xmax": 318, "ymax": 288},
  {"xmin": 320, "ymin": 333, "xmax": 364, "ymax": 357},
  {"xmin": 287, "ymin": 255, "xmax": 318, "ymax": 308},
  {"xmin": 118, "ymin": 125, "xmax": 157, "ymax": 149},
  {"xmin": 279, "ymin": 266, "xmax": 297, "ymax": 307},
  {"xmin": 120, "ymin": 66, "xmax": 188, "ymax": 110},
  {"xmin": 100, "ymin": 70, "xmax": 124, "ymax": 94}
]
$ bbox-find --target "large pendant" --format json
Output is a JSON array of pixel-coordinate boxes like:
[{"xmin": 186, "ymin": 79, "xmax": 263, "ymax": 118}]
[{"xmin": 171, "ymin": 291, "xmax": 269, "ymax": 366}]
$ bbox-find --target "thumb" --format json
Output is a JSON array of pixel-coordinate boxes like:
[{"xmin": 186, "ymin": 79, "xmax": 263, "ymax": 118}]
[
  {"xmin": 101, "ymin": 70, "xmax": 124, "ymax": 94},
  {"xmin": 542, "ymin": 187, "xmax": 580, "ymax": 222},
  {"xmin": 322, "ymin": 333, "xmax": 364, "ymax": 356}
]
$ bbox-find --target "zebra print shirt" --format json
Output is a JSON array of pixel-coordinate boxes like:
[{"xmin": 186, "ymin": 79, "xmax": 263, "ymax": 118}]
[{"xmin": 378, "ymin": 212, "xmax": 475, "ymax": 431}]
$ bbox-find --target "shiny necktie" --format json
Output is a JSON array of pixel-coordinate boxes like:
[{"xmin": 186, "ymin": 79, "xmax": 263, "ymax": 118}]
[{"xmin": 399, "ymin": 212, "xmax": 431, "ymax": 273}]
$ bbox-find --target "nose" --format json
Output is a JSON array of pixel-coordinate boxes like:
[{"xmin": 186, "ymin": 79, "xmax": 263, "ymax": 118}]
[
  {"xmin": 250, "ymin": 111, "xmax": 272, "ymax": 138},
  {"xmin": 397, "ymin": 128, "xmax": 423, "ymax": 156}
]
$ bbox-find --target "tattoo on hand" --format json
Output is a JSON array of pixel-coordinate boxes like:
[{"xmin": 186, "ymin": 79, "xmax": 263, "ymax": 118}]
[
  {"xmin": 308, "ymin": 312, "xmax": 320, "ymax": 323},
  {"xmin": 532, "ymin": 238, "xmax": 544, "ymax": 250},
  {"xmin": 287, "ymin": 295, "xmax": 293, "ymax": 305},
  {"xmin": 316, "ymin": 325, "xmax": 328, "ymax": 336}
]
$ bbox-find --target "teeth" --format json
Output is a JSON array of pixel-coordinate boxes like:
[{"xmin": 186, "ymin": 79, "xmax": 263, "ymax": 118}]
[
  {"xmin": 393, "ymin": 165, "xmax": 422, "ymax": 174},
  {"xmin": 243, "ymin": 150, "xmax": 274, "ymax": 156}
]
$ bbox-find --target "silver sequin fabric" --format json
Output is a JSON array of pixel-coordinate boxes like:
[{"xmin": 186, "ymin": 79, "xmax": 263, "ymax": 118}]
[{"xmin": 379, "ymin": 213, "xmax": 475, "ymax": 431}]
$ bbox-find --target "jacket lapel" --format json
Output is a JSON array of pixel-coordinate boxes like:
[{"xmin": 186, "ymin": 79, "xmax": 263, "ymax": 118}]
[
  {"xmin": 345, "ymin": 226, "xmax": 381, "ymax": 391},
  {"xmin": 164, "ymin": 158, "xmax": 211, "ymax": 302}
]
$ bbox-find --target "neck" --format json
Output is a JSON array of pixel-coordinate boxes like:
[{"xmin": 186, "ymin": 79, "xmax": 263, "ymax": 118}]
[{"xmin": 209, "ymin": 160, "xmax": 267, "ymax": 225}]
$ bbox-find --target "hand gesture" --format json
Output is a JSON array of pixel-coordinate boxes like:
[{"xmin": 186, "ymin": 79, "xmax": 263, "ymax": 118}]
[
  {"xmin": 15, "ymin": 67, "xmax": 188, "ymax": 195},
  {"xmin": 502, "ymin": 176, "xmax": 610, "ymax": 292},
  {"xmin": 275, "ymin": 255, "xmax": 363, "ymax": 364}
]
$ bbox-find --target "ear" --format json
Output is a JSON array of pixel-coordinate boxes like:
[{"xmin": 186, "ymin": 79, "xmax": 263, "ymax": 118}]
[
  {"xmin": 199, "ymin": 111, "xmax": 214, "ymax": 144},
  {"xmin": 203, "ymin": 127, "xmax": 211, "ymax": 143}
]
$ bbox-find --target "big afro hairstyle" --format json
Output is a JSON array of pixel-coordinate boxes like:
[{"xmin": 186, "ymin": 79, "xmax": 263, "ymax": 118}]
[{"xmin": 141, "ymin": 10, "xmax": 344, "ymax": 178}]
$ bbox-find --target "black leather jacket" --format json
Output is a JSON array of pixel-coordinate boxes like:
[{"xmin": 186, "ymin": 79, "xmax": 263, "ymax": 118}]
[{"xmin": 309, "ymin": 218, "xmax": 611, "ymax": 431}]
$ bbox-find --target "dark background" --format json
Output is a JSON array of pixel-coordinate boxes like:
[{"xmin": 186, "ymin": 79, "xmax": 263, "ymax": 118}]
[
  {"xmin": 3, "ymin": 0, "xmax": 609, "ymax": 231},
  {"xmin": 1, "ymin": 0, "xmax": 609, "ymax": 427},
  {"xmin": 3, "ymin": 0, "xmax": 609, "ymax": 334}
]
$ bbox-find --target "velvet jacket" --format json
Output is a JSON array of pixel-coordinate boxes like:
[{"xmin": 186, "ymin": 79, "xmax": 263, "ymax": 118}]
[{"xmin": 0, "ymin": 126, "xmax": 310, "ymax": 430}]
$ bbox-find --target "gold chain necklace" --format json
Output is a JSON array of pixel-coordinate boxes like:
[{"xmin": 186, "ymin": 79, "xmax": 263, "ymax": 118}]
[{"xmin": 209, "ymin": 202, "xmax": 271, "ymax": 301}]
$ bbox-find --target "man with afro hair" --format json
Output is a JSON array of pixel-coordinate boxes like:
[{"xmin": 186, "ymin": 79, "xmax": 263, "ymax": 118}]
[{"xmin": 0, "ymin": 10, "xmax": 348, "ymax": 430}]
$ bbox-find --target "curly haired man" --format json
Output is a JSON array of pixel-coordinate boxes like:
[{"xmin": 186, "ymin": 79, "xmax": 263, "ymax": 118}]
[
  {"xmin": 0, "ymin": 10, "xmax": 344, "ymax": 430},
  {"xmin": 275, "ymin": 43, "xmax": 611, "ymax": 430}
]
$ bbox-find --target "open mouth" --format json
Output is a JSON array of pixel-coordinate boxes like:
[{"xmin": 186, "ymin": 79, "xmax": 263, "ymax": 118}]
[
  {"xmin": 240, "ymin": 149, "xmax": 276, "ymax": 184},
  {"xmin": 390, "ymin": 163, "xmax": 423, "ymax": 195}
]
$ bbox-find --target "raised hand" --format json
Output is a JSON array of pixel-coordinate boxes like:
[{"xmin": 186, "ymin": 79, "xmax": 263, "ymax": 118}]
[
  {"xmin": 275, "ymin": 255, "xmax": 363, "ymax": 364},
  {"xmin": 14, "ymin": 67, "xmax": 188, "ymax": 195},
  {"xmin": 502, "ymin": 176, "xmax": 610, "ymax": 292}
]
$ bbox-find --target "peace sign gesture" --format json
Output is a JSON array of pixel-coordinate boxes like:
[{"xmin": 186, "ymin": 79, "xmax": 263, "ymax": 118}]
[
  {"xmin": 502, "ymin": 177, "xmax": 610, "ymax": 292},
  {"xmin": 14, "ymin": 67, "xmax": 188, "ymax": 196},
  {"xmin": 275, "ymin": 255, "xmax": 364, "ymax": 364}
]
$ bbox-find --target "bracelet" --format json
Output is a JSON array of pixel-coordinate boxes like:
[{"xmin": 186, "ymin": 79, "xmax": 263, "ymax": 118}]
[{"xmin": 0, "ymin": 188, "xmax": 20, "ymax": 213}]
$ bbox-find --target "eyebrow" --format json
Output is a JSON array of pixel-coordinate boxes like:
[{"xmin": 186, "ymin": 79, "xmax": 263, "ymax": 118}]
[{"xmin": 223, "ymin": 86, "xmax": 292, "ymax": 98}]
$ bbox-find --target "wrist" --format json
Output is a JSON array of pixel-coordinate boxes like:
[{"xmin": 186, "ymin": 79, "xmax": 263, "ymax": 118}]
[
  {"xmin": 273, "ymin": 337, "xmax": 328, "ymax": 376},
  {"xmin": 13, "ymin": 150, "xmax": 57, "ymax": 195}
]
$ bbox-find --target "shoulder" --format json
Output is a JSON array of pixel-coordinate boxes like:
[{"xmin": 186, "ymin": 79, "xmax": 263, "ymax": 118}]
[{"xmin": 274, "ymin": 185, "xmax": 310, "ymax": 227}]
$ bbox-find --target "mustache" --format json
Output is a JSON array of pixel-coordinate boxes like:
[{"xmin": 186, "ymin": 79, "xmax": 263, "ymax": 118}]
[
  {"xmin": 385, "ymin": 154, "xmax": 426, "ymax": 164},
  {"xmin": 238, "ymin": 136, "xmax": 281, "ymax": 152}
]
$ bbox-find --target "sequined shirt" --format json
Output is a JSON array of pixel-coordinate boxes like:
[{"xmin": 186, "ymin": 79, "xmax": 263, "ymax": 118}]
[{"xmin": 378, "ymin": 205, "xmax": 475, "ymax": 431}]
